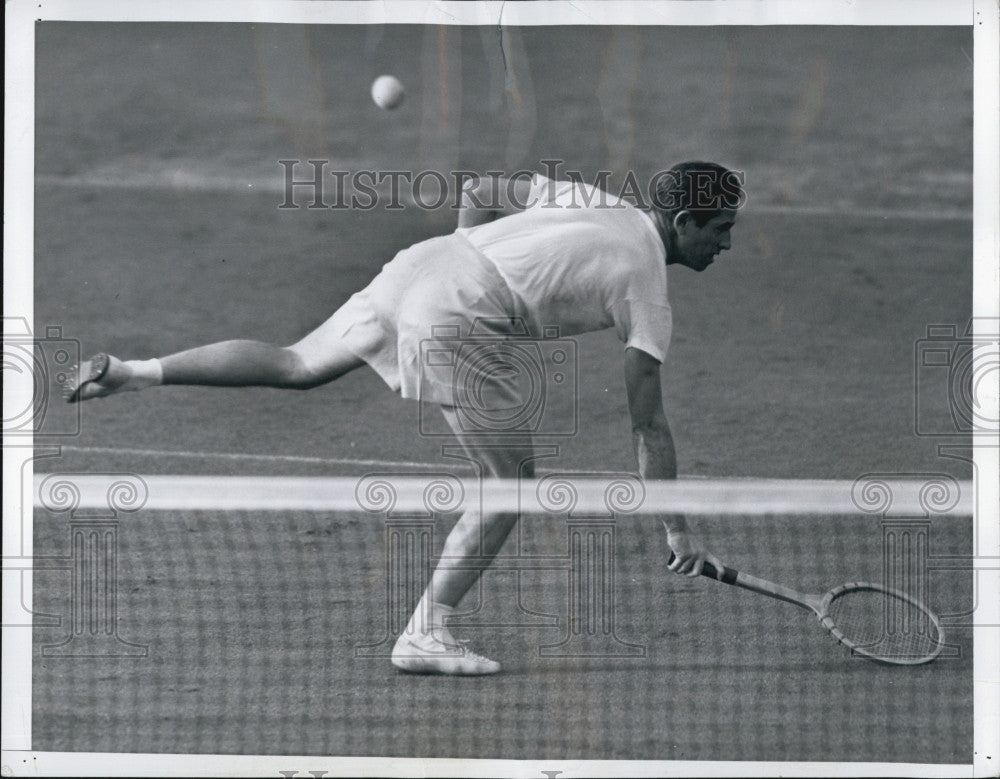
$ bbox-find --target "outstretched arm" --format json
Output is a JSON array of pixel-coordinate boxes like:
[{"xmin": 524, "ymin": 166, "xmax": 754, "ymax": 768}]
[
  {"xmin": 457, "ymin": 174, "xmax": 533, "ymax": 229},
  {"xmin": 624, "ymin": 346, "xmax": 723, "ymax": 577}
]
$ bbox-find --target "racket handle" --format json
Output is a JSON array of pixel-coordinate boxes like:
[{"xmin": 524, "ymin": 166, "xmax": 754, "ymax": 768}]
[{"xmin": 667, "ymin": 552, "xmax": 738, "ymax": 585}]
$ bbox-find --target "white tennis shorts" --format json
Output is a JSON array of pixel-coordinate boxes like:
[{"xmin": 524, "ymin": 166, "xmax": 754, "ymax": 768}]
[{"xmin": 322, "ymin": 232, "xmax": 525, "ymax": 406}]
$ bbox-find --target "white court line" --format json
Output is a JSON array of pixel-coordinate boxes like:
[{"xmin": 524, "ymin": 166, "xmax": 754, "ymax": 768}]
[
  {"xmin": 36, "ymin": 173, "xmax": 971, "ymax": 222},
  {"xmin": 56, "ymin": 444, "xmax": 464, "ymax": 471},
  {"xmin": 54, "ymin": 443, "xmax": 768, "ymax": 478},
  {"xmin": 55, "ymin": 443, "xmax": 636, "ymax": 475},
  {"xmin": 749, "ymin": 203, "xmax": 970, "ymax": 222}
]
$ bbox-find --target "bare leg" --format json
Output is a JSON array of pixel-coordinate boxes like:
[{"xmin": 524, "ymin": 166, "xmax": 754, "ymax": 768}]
[
  {"xmin": 426, "ymin": 420, "xmax": 536, "ymax": 607},
  {"xmin": 69, "ymin": 308, "xmax": 367, "ymax": 401},
  {"xmin": 160, "ymin": 338, "xmax": 362, "ymax": 389},
  {"xmin": 390, "ymin": 406, "xmax": 536, "ymax": 673}
]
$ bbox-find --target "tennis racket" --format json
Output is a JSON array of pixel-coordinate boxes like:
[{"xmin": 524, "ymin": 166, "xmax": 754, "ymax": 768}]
[{"xmin": 668, "ymin": 553, "xmax": 946, "ymax": 665}]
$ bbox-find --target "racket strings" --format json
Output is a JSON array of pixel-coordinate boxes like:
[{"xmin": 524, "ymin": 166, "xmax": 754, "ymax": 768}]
[{"xmin": 825, "ymin": 587, "xmax": 943, "ymax": 663}]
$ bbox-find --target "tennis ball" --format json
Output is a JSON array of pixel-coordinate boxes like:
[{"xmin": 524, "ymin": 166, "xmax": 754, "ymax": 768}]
[{"xmin": 371, "ymin": 75, "xmax": 405, "ymax": 110}]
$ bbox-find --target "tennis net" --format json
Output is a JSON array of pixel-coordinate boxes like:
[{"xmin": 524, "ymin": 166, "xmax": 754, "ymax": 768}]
[{"xmin": 29, "ymin": 472, "xmax": 975, "ymax": 764}]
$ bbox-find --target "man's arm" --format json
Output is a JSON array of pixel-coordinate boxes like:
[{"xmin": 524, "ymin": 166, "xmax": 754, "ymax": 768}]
[
  {"xmin": 624, "ymin": 346, "xmax": 723, "ymax": 577},
  {"xmin": 457, "ymin": 174, "xmax": 533, "ymax": 229}
]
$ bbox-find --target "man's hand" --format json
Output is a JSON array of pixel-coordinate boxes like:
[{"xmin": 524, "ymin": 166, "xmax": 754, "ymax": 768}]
[{"xmin": 666, "ymin": 528, "xmax": 724, "ymax": 579}]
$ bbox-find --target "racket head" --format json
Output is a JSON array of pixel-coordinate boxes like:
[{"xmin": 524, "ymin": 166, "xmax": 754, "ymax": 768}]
[{"xmin": 817, "ymin": 581, "xmax": 946, "ymax": 665}]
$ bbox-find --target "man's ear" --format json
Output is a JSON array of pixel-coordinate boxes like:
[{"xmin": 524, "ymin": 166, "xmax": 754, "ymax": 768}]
[{"xmin": 672, "ymin": 210, "xmax": 695, "ymax": 234}]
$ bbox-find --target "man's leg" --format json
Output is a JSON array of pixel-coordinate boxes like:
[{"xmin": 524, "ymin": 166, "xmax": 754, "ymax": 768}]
[
  {"xmin": 161, "ymin": 336, "xmax": 362, "ymax": 388},
  {"xmin": 391, "ymin": 405, "xmax": 535, "ymax": 675},
  {"xmin": 67, "ymin": 315, "xmax": 366, "ymax": 401}
]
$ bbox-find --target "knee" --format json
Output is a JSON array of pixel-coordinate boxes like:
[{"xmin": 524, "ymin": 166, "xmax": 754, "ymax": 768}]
[{"xmin": 280, "ymin": 348, "xmax": 325, "ymax": 389}]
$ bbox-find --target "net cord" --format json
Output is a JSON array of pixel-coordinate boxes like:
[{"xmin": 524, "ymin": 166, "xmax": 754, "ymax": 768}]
[{"xmin": 32, "ymin": 474, "xmax": 975, "ymax": 516}]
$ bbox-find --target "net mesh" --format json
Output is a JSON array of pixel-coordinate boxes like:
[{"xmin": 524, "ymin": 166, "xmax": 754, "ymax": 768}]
[
  {"xmin": 30, "ymin": 478, "xmax": 974, "ymax": 763},
  {"xmin": 824, "ymin": 586, "xmax": 944, "ymax": 664}
]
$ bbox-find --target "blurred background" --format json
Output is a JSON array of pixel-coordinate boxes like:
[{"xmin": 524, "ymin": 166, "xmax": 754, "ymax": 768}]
[{"xmin": 34, "ymin": 23, "xmax": 973, "ymax": 479}]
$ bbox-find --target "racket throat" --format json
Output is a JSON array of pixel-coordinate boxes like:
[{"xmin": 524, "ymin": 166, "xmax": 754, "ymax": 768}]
[{"xmin": 731, "ymin": 570, "xmax": 821, "ymax": 612}]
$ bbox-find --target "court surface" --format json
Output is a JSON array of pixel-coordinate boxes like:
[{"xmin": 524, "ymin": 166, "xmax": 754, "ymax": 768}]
[{"xmin": 31, "ymin": 23, "xmax": 974, "ymax": 763}]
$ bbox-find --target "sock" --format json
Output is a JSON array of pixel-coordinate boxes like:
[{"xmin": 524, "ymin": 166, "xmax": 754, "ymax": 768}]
[{"xmin": 123, "ymin": 358, "xmax": 163, "ymax": 391}]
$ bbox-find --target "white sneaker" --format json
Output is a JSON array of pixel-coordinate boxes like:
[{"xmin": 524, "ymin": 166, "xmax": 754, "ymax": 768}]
[
  {"xmin": 391, "ymin": 633, "xmax": 500, "ymax": 676},
  {"xmin": 65, "ymin": 353, "xmax": 128, "ymax": 402}
]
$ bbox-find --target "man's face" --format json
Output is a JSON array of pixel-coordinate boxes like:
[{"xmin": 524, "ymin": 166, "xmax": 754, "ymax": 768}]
[{"xmin": 671, "ymin": 208, "xmax": 737, "ymax": 271}]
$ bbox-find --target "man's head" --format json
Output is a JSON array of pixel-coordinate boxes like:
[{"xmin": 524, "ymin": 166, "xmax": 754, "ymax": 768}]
[{"xmin": 651, "ymin": 161, "xmax": 744, "ymax": 271}]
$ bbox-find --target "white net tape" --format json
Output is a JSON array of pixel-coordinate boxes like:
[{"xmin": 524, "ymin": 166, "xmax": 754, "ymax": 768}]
[{"xmin": 33, "ymin": 473, "xmax": 975, "ymax": 516}]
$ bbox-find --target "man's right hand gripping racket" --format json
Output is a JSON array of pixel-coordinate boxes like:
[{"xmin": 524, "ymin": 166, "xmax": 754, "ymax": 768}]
[{"xmin": 668, "ymin": 553, "xmax": 946, "ymax": 665}]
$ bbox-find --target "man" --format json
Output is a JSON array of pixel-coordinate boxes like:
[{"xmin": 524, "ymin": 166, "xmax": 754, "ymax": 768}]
[{"xmin": 67, "ymin": 161, "xmax": 739, "ymax": 675}]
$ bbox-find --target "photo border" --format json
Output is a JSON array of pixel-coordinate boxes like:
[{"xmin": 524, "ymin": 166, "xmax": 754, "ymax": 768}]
[{"xmin": 3, "ymin": 1, "xmax": 997, "ymax": 776}]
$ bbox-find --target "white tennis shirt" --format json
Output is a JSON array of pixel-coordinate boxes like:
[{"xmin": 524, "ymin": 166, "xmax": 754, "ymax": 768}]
[{"xmin": 456, "ymin": 174, "xmax": 672, "ymax": 363}]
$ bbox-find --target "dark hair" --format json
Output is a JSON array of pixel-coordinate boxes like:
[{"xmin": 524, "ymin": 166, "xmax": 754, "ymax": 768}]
[{"xmin": 651, "ymin": 161, "xmax": 744, "ymax": 227}]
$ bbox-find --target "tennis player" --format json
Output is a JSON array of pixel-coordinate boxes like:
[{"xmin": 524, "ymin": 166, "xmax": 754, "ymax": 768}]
[{"xmin": 67, "ymin": 161, "xmax": 739, "ymax": 675}]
